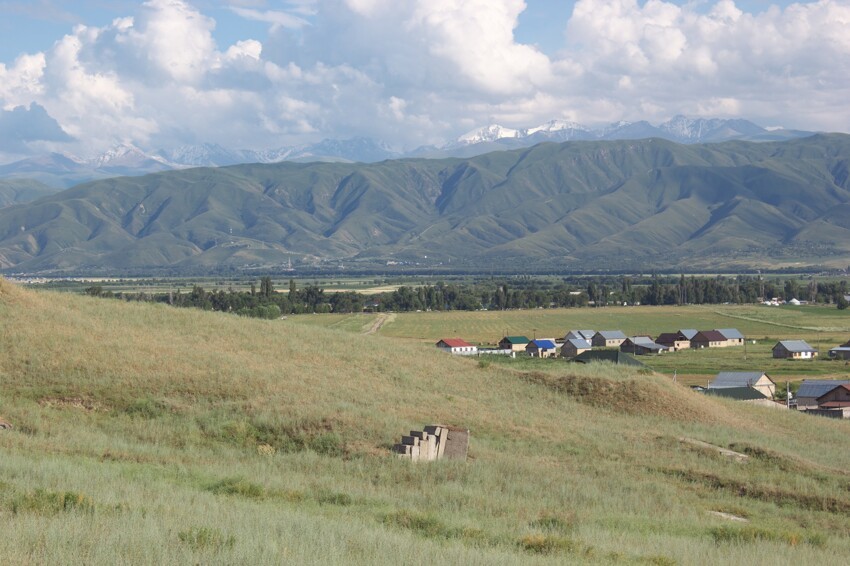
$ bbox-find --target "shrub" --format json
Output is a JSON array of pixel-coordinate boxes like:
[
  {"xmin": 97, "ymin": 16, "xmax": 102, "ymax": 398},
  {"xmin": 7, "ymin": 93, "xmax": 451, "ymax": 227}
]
[
  {"xmin": 178, "ymin": 527, "xmax": 236, "ymax": 551},
  {"xmin": 206, "ymin": 477, "xmax": 265, "ymax": 499},
  {"xmin": 11, "ymin": 489, "xmax": 95, "ymax": 515},
  {"xmin": 124, "ymin": 398, "xmax": 168, "ymax": 419},
  {"xmin": 518, "ymin": 534, "xmax": 582, "ymax": 554},
  {"xmin": 309, "ymin": 433, "xmax": 344, "ymax": 457}
]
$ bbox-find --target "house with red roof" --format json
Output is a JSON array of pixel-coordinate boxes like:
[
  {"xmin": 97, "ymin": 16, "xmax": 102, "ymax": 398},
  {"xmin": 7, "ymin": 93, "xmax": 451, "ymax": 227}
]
[
  {"xmin": 691, "ymin": 330, "xmax": 727, "ymax": 349},
  {"xmin": 436, "ymin": 338, "xmax": 478, "ymax": 356}
]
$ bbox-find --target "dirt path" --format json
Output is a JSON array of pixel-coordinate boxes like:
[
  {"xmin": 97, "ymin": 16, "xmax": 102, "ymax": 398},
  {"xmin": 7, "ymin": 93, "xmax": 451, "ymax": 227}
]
[{"xmin": 364, "ymin": 313, "xmax": 396, "ymax": 335}]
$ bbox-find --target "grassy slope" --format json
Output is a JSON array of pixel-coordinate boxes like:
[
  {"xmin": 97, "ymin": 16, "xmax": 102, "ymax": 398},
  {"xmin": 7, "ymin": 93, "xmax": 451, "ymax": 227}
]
[{"xmin": 2, "ymin": 281, "xmax": 850, "ymax": 564}]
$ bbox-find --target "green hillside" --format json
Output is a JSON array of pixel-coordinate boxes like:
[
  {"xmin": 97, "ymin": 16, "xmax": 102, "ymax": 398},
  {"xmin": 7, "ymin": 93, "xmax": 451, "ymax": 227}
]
[
  {"xmin": 0, "ymin": 179, "xmax": 58, "ymax": 208},
  {"xmin": 2, "ymin": 279, "xmax": 850, "ymax": 564},
  {"xmin": 1, "ymin": 135, "xmax": 850, "ymax": 273}
]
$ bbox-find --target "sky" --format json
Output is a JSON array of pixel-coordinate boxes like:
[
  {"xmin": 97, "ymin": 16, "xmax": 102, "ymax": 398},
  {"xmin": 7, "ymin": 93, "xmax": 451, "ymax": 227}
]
[{"xmin": 0, "ymin": 0, "xmax": 848, "ymax": 162}]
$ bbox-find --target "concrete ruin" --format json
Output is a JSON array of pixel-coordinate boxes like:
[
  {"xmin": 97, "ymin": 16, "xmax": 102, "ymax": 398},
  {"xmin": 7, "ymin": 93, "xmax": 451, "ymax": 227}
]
[{"xmin": 392, "ymin": 424, "xmax": 468, "ymax": 462}]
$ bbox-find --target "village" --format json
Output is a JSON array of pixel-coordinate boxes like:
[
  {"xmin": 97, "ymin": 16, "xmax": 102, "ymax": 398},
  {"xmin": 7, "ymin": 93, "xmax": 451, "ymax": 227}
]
[{"xmin": 436, "ymin": 329, "xmax": 850, "ymax": 418}]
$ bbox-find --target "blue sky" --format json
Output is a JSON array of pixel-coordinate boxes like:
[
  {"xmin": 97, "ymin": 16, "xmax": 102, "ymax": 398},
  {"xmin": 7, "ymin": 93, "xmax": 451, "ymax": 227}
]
[{"xmin": 0, "ymin": 0, "xmax": 847, "ymax": 161}]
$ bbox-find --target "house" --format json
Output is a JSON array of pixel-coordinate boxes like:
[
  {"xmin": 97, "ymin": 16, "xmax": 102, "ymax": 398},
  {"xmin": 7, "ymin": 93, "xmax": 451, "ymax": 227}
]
[
  {"xmin": 678, "ymin": 329, "xmax": 699, "ymax": 341},
  {"xmin": 573, "ymin": 350, "xmax": 645, "ymax": 367},
  {"xmin": 526, "ymin": 339, "xmax": 558, "ymax": 358},
  {"xmin": 591, "ymin": 330, "xmax": 627, "ymax": 348},
  {"xmin": 560, "ymin": 338, "xmax": 592, "ymax": 359},
  {"xmin": 795, "ymin": 380, "xmax": 850, "ymax": 410},
  {"xmin": 815, "ymin": 384, "xmax": 850, "ymax": 409},
  {"xmin": 705, "ymin": 387, "xmax": 769, "ymax": 401},
  {"xmin": 620, "ymin": 337, "xmax": 669, "ymax": 356},
  {"xmin": 691, "ymin": 330, "xmax": 727, "ymax": 349},
  {"xmin": 499, "ymin": 336, "xmax": 530, "ymax": 352},
  {"xmin": 772, "ymin": 340, "xmax": 818, "ymax": 360},
  {"xmin": 656, "ymin": 331, "xmax": 691, "ymax": 351},
  {"xmin": 709, "ymin": 371, "xmax": 776, "ymax": 398},
  {"xmin": 564, "ymin": 330, "xmax": 596, "ymax": 342},
  {"xmin": 827, "ymin": 339, "xmax": 850, "ymax": 360},
  {"xmin": 715, "ymin": 328, "xmax": 745, "ymax": 347},
  {"xmin": 435, "ymin": 338, "xmax": 478, "ymax": 356}
]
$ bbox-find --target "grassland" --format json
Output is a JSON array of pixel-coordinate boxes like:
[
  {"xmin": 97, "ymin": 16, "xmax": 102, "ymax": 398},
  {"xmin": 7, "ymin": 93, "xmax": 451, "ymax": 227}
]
[
  {"xmin": 3, "ymin": 279, "xmax": 850, "ymax": 564},
  {"xmin": 289, "ymin": 304, "xmax": 850, "ymax": 386}
]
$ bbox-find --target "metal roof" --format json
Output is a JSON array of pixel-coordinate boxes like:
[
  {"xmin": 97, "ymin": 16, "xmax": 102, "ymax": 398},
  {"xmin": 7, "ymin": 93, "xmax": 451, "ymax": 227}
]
[
  {"xmin": 679, "ymin": 329, "xmax": 699, "ymax": 340},
  {"xmin": 694, "ymin": 330, "xmax": 727, "ymax": 342},
  {"xmin": 705, "ymin": 387, "xmax": 768, "ymax": 401},
  {"xmin": 710, "ymin": 372, "xmax": 771, "ymax": 388},
  {"xmin": 574, "ymin": 350, "xmax": 645, "ymax": 367},
  {"xmin": 528, "ymin": 339, "xmax": 557, "ymax": 349},
  {"xmin": 564, "ymin": 338, "xmax": 592, "ymax": 349},
  {"xmin": 595, "ymin": 330, "xmax": 627, "ymax": 340},
  {"xmin": 775, "ymin": 340, "xmax": 817, "ymax": 353},
  {"xmin": 501, "ymin": 336, "xmax": 530, "ymax": 344},
  {"xmin": 816, "ymin": 385, "xmax": 850, "ymax": 401},
  {"xmin": 437, "ymin": 338, "xmax": 474, "ymax": 348},
  {"xmin": 797, "ymin": 380, "xmax": 850, "ymax": 399},
  {"xmin": 716, "ymin": 328, "xmax": 744, "ymax": 340},
  {"xmin": 565, "ymin": 330, "xmax": 596, "ymax": 341}
]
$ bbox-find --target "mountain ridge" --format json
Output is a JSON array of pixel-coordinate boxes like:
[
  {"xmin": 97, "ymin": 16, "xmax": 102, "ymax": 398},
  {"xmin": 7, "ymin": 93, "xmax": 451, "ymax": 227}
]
[
  {"xmin": 0, "ymin": 116, "xmax": 817, "ymax": 191},
  {"xmin": 1, "ymin": 134, "xmax": 849, "ymax": 274}
]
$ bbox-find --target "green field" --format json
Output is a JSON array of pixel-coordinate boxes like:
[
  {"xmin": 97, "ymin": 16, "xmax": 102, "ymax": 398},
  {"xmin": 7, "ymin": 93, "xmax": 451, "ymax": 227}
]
[
  {"xmin": 288, "ymin": 304, "xmax": 850, "ymax": 384},
  {"xmin": 4, "ymin": 280, "xmax": 850, "ymax": 564}
]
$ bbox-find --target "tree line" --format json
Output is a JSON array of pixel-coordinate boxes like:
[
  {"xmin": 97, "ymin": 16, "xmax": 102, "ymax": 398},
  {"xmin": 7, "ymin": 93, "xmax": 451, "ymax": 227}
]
[{"xmin": 85, "ymin": 274, "xmax": 850, "ymax": 318}]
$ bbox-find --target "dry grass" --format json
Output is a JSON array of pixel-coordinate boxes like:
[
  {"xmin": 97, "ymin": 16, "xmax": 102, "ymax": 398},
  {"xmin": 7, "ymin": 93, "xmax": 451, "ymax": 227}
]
[{"xmin": 3, "ymin": 278, "xmax": 850, "ymax": 564}]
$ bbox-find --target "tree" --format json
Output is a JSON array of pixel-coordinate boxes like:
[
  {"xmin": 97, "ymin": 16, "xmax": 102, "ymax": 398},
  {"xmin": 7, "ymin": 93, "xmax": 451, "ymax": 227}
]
[
  {"xmin": 838, "ymin": 295, "xmax": 849, "ymax": 310},
  {"xmin": 259, "ymin": 276, "xmax": 274, "ymax": 298}
]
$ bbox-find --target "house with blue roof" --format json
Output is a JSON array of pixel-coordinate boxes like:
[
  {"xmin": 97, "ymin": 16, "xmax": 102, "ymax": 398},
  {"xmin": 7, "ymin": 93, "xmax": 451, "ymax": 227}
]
[{"xmin": 526, "ymin": 339, "xmax": 558, "ymax": 358}]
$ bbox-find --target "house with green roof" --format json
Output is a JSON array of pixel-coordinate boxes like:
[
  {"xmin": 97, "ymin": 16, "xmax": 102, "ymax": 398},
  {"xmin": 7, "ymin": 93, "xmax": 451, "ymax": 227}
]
[{"xmin": 499, "ymin": 336, "xmax": 530, "ymax": 352}]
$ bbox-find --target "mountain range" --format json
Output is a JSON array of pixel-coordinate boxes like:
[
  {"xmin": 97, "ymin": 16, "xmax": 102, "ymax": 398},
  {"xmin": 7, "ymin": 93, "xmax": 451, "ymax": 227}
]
[
  {"xmin": 1, "ymin": 133, "xmax": 849, "ymax": 275},
  {"xmin": 0, "ymin": 116, "xmax": 815, "ymax": 191}
]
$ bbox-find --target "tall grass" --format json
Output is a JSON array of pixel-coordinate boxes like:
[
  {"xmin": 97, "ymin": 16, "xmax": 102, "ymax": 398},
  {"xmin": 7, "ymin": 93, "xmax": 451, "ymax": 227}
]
[{"xmin": 2, "ymin": 278, "xmax": 850, "ymax": 564}]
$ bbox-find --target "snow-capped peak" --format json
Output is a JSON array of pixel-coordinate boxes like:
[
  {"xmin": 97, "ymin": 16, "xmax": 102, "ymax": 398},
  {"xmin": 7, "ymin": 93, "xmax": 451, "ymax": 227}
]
[
  {"xmin": 526, "ymin": 119, "xmax": 588, "ymax": 135},
  {"xmin": 88, "ymin": 144, "xmax": 173, "ymax": 169},
  {"xmin": 457, "ymin": 124, "xmax": 521, "ymax": 145}
]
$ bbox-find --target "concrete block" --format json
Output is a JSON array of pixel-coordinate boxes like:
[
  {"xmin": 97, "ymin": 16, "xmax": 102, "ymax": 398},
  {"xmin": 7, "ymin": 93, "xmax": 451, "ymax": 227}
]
[
  {"xmin": 424, "ymin": 425, "xmax": 445, "ymax": 436},
  {"xmin": 410, "ymin": 431, "xmax": 430, "ymax": 441},
  {"xmin": 425, "ymin": 434, "xmax": 438, "ymax": 461},
  {"xmin": 443, "ymin": 428, "xmax": 469, "ymax": 461},
  {"xmin": 401, "ymin": 435, "xmax": 419, "ymax": 446},
  {"xmin": 393, "ymin": 444, "xmax": 412, "ymax": 455},
  {"xmin": 410, "ymin": 445, "xmax": 420, "ymax": 461}
]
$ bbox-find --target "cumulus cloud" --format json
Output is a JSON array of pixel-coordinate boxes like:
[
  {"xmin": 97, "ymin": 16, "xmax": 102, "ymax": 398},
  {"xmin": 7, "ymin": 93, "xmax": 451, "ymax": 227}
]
[
  {"xmin": 0, "ymin": 0, "xmax": 848, "ymax": 161},
  {"xmin": 563, "ymin": 0, "xmax": 850, "ymax": 125},
  {"xmin": 0, "ymin": 103, "xmax": 73, "ymax": 152}
]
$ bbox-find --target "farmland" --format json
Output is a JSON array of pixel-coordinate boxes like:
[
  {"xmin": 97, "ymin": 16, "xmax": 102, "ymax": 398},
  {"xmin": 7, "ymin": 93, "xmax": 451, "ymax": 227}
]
[{"xmin": 288, "ymin": 304, "xmax": 850, "ymax": 385}]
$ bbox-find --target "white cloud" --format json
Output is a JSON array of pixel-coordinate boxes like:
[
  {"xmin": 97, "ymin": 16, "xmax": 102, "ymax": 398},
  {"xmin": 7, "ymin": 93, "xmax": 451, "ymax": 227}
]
[
  {"xmin": 230, "ymin": 7, "xmax": 311, "ymax": 30},
  {"xmin": 1, "ymin": 0, "xmax": 850, "ymax": 163}
]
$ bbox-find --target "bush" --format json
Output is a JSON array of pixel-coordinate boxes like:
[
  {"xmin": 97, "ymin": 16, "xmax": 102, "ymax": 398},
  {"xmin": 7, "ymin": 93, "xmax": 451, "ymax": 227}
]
[
  {"xmin": 178, "ymin": 527, "xmax": 236, "ymax": 551},
  {"xmin": 11, "ymin": 489, "xmax": 95, "ymax": 515},
  {"xmin": 206, "ymin": 477, "xmax": 265, "ymax": 499}
]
